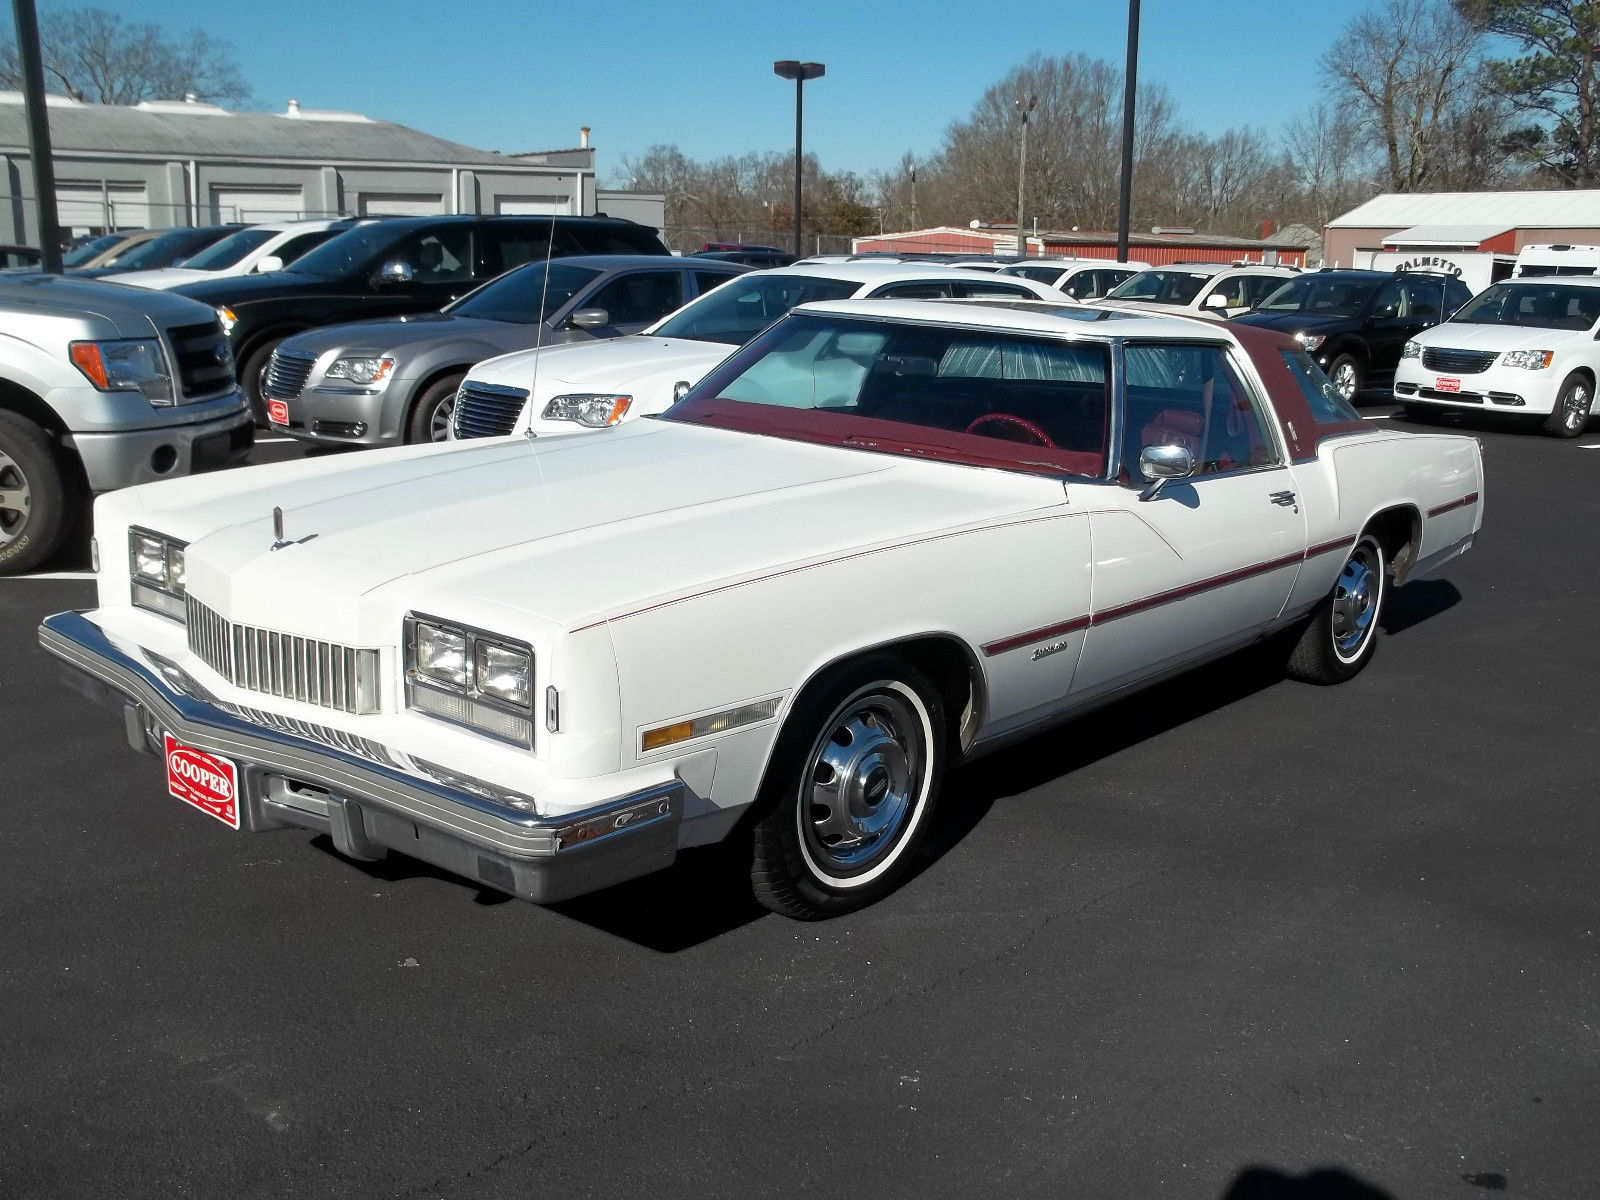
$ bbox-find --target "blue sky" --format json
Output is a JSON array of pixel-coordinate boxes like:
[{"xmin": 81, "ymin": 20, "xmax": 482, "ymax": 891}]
[{"xmin": 69, "ymin": 0, "xmax": 1340, "ymax": 179}]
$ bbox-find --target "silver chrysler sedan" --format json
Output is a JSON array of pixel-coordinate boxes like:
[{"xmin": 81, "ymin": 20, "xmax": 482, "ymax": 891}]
[{"xmin": 261, "ymin": 255, "xmax": 749, "ymax": 446}]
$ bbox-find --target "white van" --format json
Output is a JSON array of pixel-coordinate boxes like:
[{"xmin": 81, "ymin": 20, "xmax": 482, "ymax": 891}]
[{"xmin": 1512, "ymin": 243, "xmax": 1600, "ymax": 278}]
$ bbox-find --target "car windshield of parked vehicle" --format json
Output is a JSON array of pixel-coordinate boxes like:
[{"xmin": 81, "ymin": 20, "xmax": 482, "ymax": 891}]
[
  {"xmin": 668, "ymin": 313, "xmax": 1111, "ymax": 477},
  {"xmin": 1255, "ymin": 275, "xmax": 1380, "ymax": 317},
  {"xmin": 1107, "ymin": 269, "xmax": 1211, "ymax": 305},
  {"xmin": 287, "ymin": 223, "xmax": 408, "ymax": 279},
  {"xmin": 1449, "ymin": 282, "xmax": 1600, "ymax": 331},
  {"xmin": 178, "ymin": 228, "xmax": 278, "ymax": 272},
  {"xmin": 651, "ymin": 273, "xmax": 857, "ymax": 344},
  {"xmin": 446, "ymin": 261, "xmax": 603, "ymax": 323},
  {"xmin": 62, "ymin": 232, "xmax": 124, "ymax": 268},
  {"xmin": 108, "ymin": 229, "xmax": 220, "ymax": 271}
]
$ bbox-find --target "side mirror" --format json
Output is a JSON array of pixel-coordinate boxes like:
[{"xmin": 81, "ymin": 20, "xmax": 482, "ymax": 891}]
[
  {"xmin": 568, "ymin": 307, "xmax": 610, "ymax": 330},
  {"xmin": 378, "ymin": 259, "xmax": 413, "ymax": 285},
  {"xmin": 672, "ymin": 379, "xmax": 692, "ymax": 402},
  {"xmin": 1201, "ymin": 292, "xmax": 1230, "ymax": 310},
  {"xmin": 253, "ymin": 254, "xmax": 284, "ymax": 274},
  {"xmin": 1138, "ymin": 443, "xmax": 1196, "ymax": 501}
]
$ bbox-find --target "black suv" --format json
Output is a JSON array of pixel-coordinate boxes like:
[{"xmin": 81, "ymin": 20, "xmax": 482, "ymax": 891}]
[
  {"xmin": 1233, "ymin": 269, "xmax": 1474, "ymax": 401},
  {"xmin": 173, "ymin": 215, "xmax": 670, "ymax": 417}
]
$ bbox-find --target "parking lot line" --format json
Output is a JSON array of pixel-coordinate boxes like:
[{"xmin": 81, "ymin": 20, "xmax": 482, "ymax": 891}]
[
  {"xmin": 255, "ymin": 436, "xmax": 295, "ymax": 444},
  {"xmin": 1581, "ymin": 443, "xmax": 1600, "ymax": 449},
  {"xmin": 12, "ymin": 570, "xmax": 95, "ymax": 580}
]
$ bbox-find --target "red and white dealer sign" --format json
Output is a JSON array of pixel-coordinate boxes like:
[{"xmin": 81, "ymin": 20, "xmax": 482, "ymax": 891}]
[{"xmin": 164, "ymin": 734, "xmax": 241, "ymax": 829}]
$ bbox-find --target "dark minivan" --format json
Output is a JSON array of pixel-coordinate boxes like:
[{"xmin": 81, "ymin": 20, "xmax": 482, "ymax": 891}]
[
  {"xmin": 1234, "ymin": 268, "xmax": 1474, "ymax": 401},
  {"xmin": 173, "ymin": 214, "xmax": 671, "ymax": 417}
]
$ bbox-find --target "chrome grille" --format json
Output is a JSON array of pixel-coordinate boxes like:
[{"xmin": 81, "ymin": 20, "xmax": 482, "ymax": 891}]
[
  {"xmin": 1421, "ymin": 347, "xmax": 1499, "ymax": 374},
  {"xmin": 186, "ymin": 595, "xmax": 380, "ymax": 714},
  {"xmin": 263, "ymin": 349, "xmax": 316, "ymax": 399},
  {"xmin": 166, "ymin": 320, "xmax": 234, "ymax": 400},
  {"xmin": 452, "ymin": 380, "xmax": 528, "ymax": 439}
]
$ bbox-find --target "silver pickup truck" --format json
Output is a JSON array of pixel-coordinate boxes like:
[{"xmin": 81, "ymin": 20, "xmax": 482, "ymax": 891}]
[{"xmin": 0, "ymin": 274, "xmax": 252, "ymax": 574}]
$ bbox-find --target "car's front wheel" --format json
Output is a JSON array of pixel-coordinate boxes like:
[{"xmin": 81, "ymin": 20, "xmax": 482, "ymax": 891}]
[
  {"xmin": 240, "ymin": 337, "xmax": 285, "ymax": 425},
  {"xmin": 750, "ymin": 654, "xmax": 945, "ymax": 919},
  {"xmin": 1327, "ymin": 353, "xmax": 1364, "ymax": 403},
  {"xmin": 1542, "ymin": 371, "xmax": 1593, "ymax": 438},
  {"xmin": 0, "ymin": 410, "xmax": 69, "ymax": 576},
  {"xmin": 406, "ymin": 373, "xmax": 466, "ymax": 444},
  {"xmin": 1285, "ymin": 532, "xmax": 1388, "ymax": 685}
]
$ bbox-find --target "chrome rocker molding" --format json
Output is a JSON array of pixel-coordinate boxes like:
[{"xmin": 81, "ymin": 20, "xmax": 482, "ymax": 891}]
[{"xmin": 37, "ymin": 610, "xmax": 683, "ymax": 904}]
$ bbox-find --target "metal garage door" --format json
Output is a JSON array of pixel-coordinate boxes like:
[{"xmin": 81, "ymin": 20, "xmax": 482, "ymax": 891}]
[
  {"xmin": 358, "ymin": 193, "xmax": 444, "ymax": 217},
  {"xmin": 495, "ymin": 195, "xmax": 568, "ymax": 215},
  {"xmin": 56, "ymin": 184, "xmax": 149, "ymax": 233},
  {"xmin": 210, "ymin": 187, "xmax": 305, "ymax": 223}
]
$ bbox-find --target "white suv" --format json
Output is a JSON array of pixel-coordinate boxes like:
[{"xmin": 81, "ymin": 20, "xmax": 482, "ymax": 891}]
[
  {"xmin": 999, "ymin": 257, "xmax": 1149, "ymax": 300},
  {"xmin": 450, "ymin": 262, "xmax": 1063, "ymax": 439},
  {"xmin": 1101, "ymin": 262, "xmax": 1300, "ymax": 319},
  {"xmin": 1394, "ymin": 276, "xmax": 1600, "ymax": 437},
  {"xmin": 106, "ymin": 219, "xmax": 348, "ymax": 290}
]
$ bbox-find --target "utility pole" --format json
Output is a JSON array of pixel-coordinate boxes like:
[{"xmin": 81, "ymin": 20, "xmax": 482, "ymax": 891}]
[
  {"xmin": 909, "ymin": 165, "xmax": 918, "ymax": 229},
  {"xmin": 11, "ymin": 0, "xmax": 62, "ymax": 272},
  {"xmin": 1015, "ymin": 94, "xmax": 1036, "ymax": 260},
  {"xmin": 774, "ymin": 60, "xmax": 825, "ymax": 258},
  {"xmin": 1116, "ymin": 0, "xmax": 1141, "ymax": 265}
]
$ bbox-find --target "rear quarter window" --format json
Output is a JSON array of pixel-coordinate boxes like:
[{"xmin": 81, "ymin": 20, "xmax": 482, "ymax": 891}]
[{"xmin": 1280, "ymin": 348, "xmax": 1362, "ymax": 422}]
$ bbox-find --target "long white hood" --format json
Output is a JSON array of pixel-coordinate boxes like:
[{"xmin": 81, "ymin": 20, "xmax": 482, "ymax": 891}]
[
  {"xmin": 1416, "ymin": 321, "xmax": 1585, "ymax": 353},
  {"xmin": 117, "ymin": 420, "xmax": 1058, "ymax": 639}
]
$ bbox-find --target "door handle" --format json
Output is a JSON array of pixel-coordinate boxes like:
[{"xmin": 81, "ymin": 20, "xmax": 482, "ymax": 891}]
[{"xmin": 1269, "ymin": 490, "xmax": 1298, "ymax": 508}]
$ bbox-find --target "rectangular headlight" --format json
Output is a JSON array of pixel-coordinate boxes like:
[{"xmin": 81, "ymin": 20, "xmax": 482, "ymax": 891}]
[
  {"xmin": 406, "ymin": 615, "xmax": 535, "ymax": 748},
  {"xmin": 128, "ymin": 527, "xmax": 187, "ymax": 621}
]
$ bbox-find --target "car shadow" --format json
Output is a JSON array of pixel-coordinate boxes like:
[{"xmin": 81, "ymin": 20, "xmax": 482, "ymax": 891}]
[
  {"xmin": 312, "ymin": 581, "xmax": 1458, "ymax": 951},
  {"xmin": 1219, "ymin": 1165, "xmax": 1397, "ymax": 1199}
]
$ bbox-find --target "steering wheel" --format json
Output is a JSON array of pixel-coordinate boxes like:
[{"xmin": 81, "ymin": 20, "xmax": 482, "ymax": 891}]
[{"xmin": 964, "ymin": 413, "xmax": 1056, "ymax": 448}]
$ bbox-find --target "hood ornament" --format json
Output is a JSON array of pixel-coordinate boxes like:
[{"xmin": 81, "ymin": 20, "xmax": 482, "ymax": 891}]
[{"xmin": 271, "ymin": 506, "xmax": 289, "ymax": 551}]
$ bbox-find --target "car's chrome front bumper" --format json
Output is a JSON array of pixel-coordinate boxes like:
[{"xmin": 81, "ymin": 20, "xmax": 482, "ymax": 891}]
[{"xmin": 37, "ymin": 610, "xmax": 683, "ymax": 904}]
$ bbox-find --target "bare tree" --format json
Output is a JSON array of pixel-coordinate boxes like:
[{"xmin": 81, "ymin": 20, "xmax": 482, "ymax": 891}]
[
  {"xmin": 0, "ymin": 6, "xmax": 249, "ymax": 106},
  {"xmin": 1322, "ymin": 0, "xmax": 1488, "ymax": 191},
  {"xmin": 1284, "ymin": 103, "xmax": 1381, "ymax": 227}
]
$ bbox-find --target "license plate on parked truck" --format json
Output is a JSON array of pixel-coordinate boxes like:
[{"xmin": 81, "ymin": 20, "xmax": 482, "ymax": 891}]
[{"xmin": 164, "ymin": 734, "xmax": 240, "ymax": 829}]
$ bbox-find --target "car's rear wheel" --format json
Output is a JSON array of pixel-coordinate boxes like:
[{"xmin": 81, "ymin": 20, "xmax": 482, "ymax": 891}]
[
  {"xmin": 1286, "ymin": 532, "xmax": 1387, "ymax": 685},
  {"xmin": 1327, "ymin": 353, "xmax": 1364, "ymax": 403},
  {"xmin": 406, "ymin": 373, "xmax": 466, "ymax": 444},
  {"xmin": 0, "ymin": 411, "xmax": 69, "ymax": 576},
  {"xmin": 749, "ymin": 654, "xmax": 945, "ymax": 919},
  {"xmin": 1541, "ymin": 371, "xmax": 1593, "ymax": 438}
]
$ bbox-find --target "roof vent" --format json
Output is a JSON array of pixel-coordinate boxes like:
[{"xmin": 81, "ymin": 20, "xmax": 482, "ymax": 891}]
[
  {"xmin": 580, "ymin": 126, "xmax": 590, "ymax": 148},
  {"xmin": 184, "ymin": 91, "xmax": 197, "ymax": 103},
  {"xmin": 286, "ymin": 98, "xmax": 300, "ymax": 115},
  {"xmin": 1151, "ymin": 226, "xmax": 1195, "ymax": 236}
]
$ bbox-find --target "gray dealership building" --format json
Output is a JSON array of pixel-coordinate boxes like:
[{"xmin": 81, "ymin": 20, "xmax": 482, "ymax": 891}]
[{"xmin": 0, "ymin": 91, "xmax": 661, "ymax": 243}]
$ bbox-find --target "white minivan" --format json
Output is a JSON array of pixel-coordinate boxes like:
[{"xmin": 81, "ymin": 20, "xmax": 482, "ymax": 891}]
[{"xmin": 1394, "ymin": 275, "xmax": 1600, "ymax": 436}]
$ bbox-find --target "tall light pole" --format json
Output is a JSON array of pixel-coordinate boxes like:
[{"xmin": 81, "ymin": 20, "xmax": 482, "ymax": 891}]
[
  {"xmin": 1015, "ymin": 94, "xmax": 1036, "ymax": 260},
  {"xmin": 11, "ymin": 0, "xmax": 62, "ymax": 272},
  {"xmin": 774, "ymin": 60, "xmax": 825, "ymax": 257},
  {"xmin": 1116, "ymin": 0, "xmax": 1141, "ymax": 265}
]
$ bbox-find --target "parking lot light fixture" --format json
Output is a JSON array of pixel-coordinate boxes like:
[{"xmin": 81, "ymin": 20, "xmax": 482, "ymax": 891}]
[{"xmin": 773, "ymin": 60, "xmax": 825, "ymax": 258}]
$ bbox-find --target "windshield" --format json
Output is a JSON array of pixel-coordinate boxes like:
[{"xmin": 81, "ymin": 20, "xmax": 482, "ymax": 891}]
[
  {"xmin": 1256, "ymin": 275, "xmax": 1380, "ymax": 317},
  {"xmin": 1107, "ymin": 269, "xmax": 1211, "ymax": 305},
  {"xmin": 110, "ymin": 228, "xmax": 224, "ymax": 271},
  {"xmin": 63, "ymin": 233, "xmax": 124, "ymax": 268},
  {"xmin": 179, "ymin": 227, "xmax": 278, "ymax": 271},
  {"xmin": 651, "ymin": 273, "xmax": 857, "ymax": 344},
  {"xmin": 667, "ymin": 313, "xmax": 1110, "ymax": 478},
  {"xmin": 1450, "ymin": 282, "xmax": 1600, "ymax": 331},
  {"xmin": 288, "ymin": 223, "xmax": 407, "ymax": 279},
  {"xmin": 447, "ymin": 260, "xmax": 602, "ymax": 323}
]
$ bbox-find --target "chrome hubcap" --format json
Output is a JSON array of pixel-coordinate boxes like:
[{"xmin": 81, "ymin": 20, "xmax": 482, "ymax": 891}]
[
  {"xmin": 0, "ymin": 451, "xmax": 32, "ymax": 547},
  {"xmin": 1333, "ymin": 362, "xmax": 1357, "ymax": 400},
  {"xmin": 1565, "ymin": 384, "xmax": 1591, "ymax": 430},
  {"xmin": 1332, "ymin": 541, "xmax": 1381, "ymax": 659},
  {"xmin": 429, "ymin": 393, "xmax": 457, "ymax": 441},
  {"xmin": 803, "ymin": 689, "xmax": 922, "ymax": 874}
]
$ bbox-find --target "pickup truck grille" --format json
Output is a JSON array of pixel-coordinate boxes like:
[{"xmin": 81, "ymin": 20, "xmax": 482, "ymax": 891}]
[
  {"xmin": 263, "ymin": 349, "xmax": 316, "ymax": 399},
  {"xmin": 1421, "ymin": 347, "xmax": 1499, "ymax": 374},
  {"xmin": 167, "ymin": 320, "xmax": 235, "ymax": 399},
  {"xmin": 186, "ymin": 595, "xmax": 381, "ymax": 715},
  {"xmin": 452, "ymin": 381, "xmax": 527, "ymax": 439}
]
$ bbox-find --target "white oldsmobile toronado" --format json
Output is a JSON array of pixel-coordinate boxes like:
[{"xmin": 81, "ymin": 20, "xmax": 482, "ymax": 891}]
[{"xmin": 40, "ymin": 300, "xmax": 1485, "ymax": 919}]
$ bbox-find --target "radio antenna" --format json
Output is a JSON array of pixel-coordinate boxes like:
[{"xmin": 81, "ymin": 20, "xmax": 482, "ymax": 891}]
[{"xmin": 523, "ymin": 216, "xmax": 559, "ymax": 440}]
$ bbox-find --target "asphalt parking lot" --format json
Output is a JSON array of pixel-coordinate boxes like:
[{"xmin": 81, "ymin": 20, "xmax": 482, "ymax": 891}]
[{"xmin": 2, "ymin": 412, "xmax": 1597, "ymax": 1200}]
